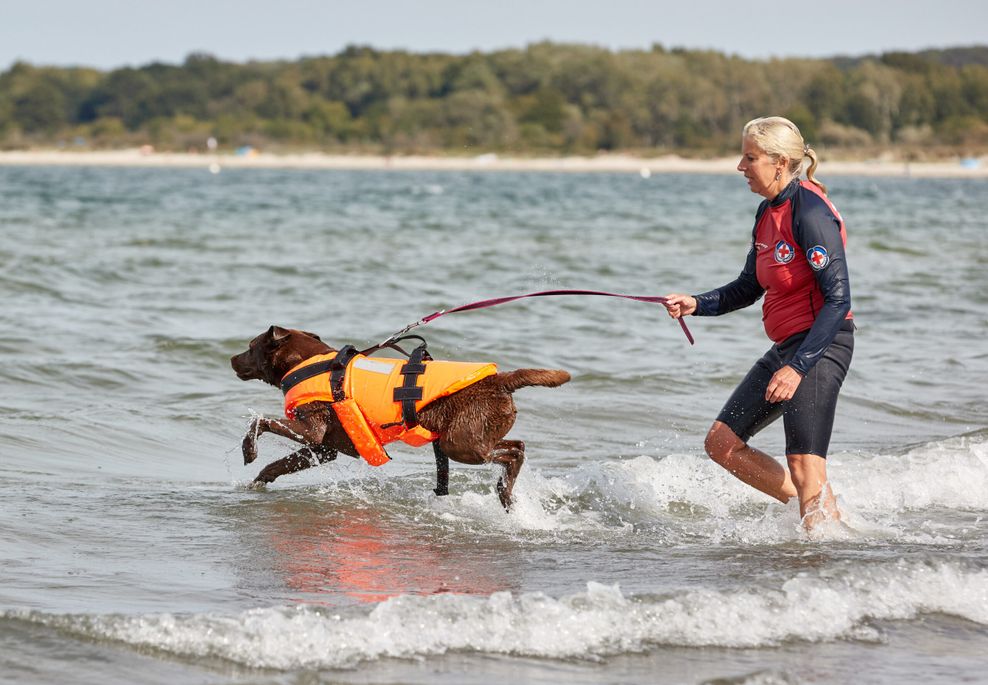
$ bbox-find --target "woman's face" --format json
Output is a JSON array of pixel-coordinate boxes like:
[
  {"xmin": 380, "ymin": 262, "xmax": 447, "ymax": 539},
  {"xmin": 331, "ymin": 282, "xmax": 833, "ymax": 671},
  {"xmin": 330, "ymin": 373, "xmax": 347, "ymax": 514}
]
[{"xmin": 737, "ymin": 137, "xmax": 785, "ymax": 198}]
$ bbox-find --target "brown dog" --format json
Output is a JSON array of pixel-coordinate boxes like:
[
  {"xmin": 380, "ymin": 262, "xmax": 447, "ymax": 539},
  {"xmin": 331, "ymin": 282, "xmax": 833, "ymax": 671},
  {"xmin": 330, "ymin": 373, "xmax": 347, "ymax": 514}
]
[{"xmin": 230, "ymin": 326, "xmax": 570, "ymax": 509}]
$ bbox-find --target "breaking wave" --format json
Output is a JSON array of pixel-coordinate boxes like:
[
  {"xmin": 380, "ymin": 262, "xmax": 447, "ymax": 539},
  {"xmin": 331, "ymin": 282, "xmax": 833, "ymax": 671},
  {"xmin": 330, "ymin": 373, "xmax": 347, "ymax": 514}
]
[{"xmin": 5, "ymin": 560, "xmax": 985, "ymax": 671}]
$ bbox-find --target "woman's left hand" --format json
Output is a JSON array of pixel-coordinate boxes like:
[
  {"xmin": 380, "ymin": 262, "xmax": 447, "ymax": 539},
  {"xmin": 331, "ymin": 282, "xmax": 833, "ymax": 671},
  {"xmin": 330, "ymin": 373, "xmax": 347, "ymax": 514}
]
[{"xmin": 765, "ymin": 365, "xmax": 803, "ymax": 403}]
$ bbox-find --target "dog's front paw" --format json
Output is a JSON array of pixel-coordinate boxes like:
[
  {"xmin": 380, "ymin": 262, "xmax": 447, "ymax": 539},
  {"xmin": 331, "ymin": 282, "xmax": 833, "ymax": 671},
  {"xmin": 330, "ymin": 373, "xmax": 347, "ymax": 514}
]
[
  {"xmin": 242, "ymin": 434, "xmax": 259, "ymax": 465},
  {"xmin": 496, "ymin": 478, "xmax": 513, "ymax": 512}
]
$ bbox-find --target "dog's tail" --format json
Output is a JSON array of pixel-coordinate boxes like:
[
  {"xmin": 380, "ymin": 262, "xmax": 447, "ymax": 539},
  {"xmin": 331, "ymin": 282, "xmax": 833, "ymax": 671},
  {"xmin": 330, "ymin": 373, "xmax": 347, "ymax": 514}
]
[{"xmin": 496, "ymin": 369, "xmax": 571, "ymax": 393}]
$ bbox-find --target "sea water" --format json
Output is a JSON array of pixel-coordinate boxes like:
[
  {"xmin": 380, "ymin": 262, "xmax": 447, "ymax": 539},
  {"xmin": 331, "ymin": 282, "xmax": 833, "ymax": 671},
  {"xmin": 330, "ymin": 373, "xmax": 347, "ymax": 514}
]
[{"xmin": 1, "ymin": 165, "xmax": 986, "ymax": 684}]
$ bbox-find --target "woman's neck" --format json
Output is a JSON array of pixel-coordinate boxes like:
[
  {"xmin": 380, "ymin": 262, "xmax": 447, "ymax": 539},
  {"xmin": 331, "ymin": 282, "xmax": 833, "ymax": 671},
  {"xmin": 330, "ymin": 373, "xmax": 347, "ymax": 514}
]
[{"xmin": 765, "ymin": 175, "xmax": 796, "ymax": 200}]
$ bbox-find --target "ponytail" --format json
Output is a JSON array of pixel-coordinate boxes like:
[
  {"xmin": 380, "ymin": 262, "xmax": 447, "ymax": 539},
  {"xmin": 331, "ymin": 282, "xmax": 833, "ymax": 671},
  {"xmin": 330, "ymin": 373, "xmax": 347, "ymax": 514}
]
[{"xmin": 804, "ymin": 146, "xmax": 828, "ymax": 195}]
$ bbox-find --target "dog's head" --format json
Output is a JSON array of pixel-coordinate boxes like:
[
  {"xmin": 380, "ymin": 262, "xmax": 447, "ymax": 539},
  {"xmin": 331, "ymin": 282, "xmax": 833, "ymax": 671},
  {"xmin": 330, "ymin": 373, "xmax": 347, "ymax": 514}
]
[{"xmin": 230, "ymin": 326, "xmax": 334, "ymax": 386}]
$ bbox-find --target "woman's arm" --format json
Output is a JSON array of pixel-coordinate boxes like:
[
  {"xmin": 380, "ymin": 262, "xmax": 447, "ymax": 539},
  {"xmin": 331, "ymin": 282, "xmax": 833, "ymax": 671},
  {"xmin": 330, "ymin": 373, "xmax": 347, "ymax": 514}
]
[
  {"xmin": 692, "ymin": 241, "xmax": 765, "ymax": 316},
  {"xmin": 787, "ymin": 197, "xmax": 852, "ymax": 376}
]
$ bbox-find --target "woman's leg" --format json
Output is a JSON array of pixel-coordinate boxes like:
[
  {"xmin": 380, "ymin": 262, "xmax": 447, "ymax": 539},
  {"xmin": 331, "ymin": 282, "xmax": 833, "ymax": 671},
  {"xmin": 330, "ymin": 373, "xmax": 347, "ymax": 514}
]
[
  {"xmin": 786, "ymin": 453, "xmax": 840, "ymax": 528},
  {"xmin": 705, "ymin": 421, "xmax": 797, "ymax": 503},
  {"xmin": 781, "ymin": 329, "xmax": 853, "ymax": 529},
  {"xmin": 706, "ymin": 422, "xmax": 840, "ymax": 528}
]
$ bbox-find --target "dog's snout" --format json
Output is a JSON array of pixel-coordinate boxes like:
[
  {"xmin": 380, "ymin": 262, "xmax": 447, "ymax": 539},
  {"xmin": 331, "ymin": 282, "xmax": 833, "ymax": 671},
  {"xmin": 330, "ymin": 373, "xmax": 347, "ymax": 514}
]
[{"xmin": 231, "ymin": 352, "xmax": 257, "ymax": 380}]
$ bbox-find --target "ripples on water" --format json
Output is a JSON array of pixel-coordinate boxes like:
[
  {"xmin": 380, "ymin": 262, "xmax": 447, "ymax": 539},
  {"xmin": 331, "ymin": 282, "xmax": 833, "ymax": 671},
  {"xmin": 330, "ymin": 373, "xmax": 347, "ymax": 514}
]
[{"xmin": 1, "ymin": 166, "xmax": 986, "ymax": 684}]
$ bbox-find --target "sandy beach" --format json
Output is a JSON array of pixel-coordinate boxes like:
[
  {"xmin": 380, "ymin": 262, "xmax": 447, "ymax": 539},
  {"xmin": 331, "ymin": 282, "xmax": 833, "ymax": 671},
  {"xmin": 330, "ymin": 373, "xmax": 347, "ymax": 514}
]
[{"xmin": 0, "ymin": 148, "xmax": 985, "ymax": 177}]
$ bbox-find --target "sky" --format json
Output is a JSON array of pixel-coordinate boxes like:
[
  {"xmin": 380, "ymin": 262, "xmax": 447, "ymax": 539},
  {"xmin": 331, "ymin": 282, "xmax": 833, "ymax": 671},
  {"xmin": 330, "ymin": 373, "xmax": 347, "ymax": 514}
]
[{"xmin": 2, "ymin": 0, "xmax": 986, "ymax": 71}]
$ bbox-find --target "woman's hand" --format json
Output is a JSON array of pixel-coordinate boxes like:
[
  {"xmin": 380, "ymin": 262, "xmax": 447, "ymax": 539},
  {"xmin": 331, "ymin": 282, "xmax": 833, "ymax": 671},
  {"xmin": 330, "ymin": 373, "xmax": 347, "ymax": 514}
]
[
  {"xmin": 662, "ymin": 293, "xmax": 697, "ymax": 319},
  {"xmin": 766, "ymin": 365, "xmax": 803, "ymax": 403}
]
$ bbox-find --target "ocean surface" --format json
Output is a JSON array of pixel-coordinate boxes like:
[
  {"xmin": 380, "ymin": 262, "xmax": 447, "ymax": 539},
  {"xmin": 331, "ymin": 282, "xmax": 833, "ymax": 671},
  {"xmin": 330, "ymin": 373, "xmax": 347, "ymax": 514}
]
[{"xmin": 1, "ymin": 164, "xmax": 986, "ymax": 685}]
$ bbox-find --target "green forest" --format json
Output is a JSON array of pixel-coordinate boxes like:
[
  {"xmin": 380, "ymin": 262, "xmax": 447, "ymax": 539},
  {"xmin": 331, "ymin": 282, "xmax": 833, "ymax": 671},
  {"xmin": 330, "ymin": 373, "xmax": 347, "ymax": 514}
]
[{"xmin": 2, "ymin": 43, "xmax": 987, "ymax": 158}]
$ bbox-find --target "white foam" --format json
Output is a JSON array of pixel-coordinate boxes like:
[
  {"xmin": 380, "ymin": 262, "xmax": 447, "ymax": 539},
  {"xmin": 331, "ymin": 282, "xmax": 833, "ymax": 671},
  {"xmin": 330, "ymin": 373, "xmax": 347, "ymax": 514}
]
[
  {"xmin": 9, "ymin": 560, "xmax": 986, "ymax": 671},
  {"xmin": 603, "ymin": 432, "xmax": 988, "ymax": 517},
  {"xmin": 425, "ymin": 467, "xmax": 620, "ymax": 535},
  {"xmin": 570, "ymin": 432, "xmax": 988, "ymax": 541},
  {"xmin": 578, "ymin": 452, "xmax": 762, "ymax": 516},
  {"xmin": 836, "ymin": 432, "xmax": 988, "ymax": 511},
  {"xmin": 287, "ymin": 456, "xmax": 622, "ymax": 537}
]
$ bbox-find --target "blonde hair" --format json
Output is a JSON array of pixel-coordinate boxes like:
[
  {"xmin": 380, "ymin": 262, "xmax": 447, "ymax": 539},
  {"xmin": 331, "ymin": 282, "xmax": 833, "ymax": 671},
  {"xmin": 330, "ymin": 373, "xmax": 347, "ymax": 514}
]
[{"xmin": 742, "ymin": 116, "xmax": 827, "ymax": 195}]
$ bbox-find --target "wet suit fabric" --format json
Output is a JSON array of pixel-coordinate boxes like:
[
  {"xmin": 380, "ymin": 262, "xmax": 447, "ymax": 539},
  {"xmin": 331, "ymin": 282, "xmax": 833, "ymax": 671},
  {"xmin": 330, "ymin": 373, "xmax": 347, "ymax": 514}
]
[{"xmin": 717, "ymin": 320, "xmax": 854, "ymax": 457}]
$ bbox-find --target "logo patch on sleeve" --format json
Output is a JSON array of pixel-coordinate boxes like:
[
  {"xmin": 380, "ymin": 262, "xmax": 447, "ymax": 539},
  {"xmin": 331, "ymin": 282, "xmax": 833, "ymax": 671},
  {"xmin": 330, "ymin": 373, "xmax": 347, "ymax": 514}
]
[
  {"xmin": 774, "ymin": 240, "xmax": 795, "ymax": 264},
  {"xmin": 806, "ymin": 245, "xmax": 829, "ymax": 270}
]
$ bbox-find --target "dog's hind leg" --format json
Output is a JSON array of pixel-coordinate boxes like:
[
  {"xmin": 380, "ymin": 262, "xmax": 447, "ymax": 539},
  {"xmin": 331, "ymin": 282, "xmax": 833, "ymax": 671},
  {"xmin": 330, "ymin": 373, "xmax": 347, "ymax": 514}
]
[
  {"xmin": 254, "ymin": 446, "xmax": 337, "ymax": 484},
  {"xmin": 433, "ymin": 443, "xmax": 450, "ymax": 496},
  {"xmin": 492, "ymin": 440, "xmax": 525, "ymax": 511}
]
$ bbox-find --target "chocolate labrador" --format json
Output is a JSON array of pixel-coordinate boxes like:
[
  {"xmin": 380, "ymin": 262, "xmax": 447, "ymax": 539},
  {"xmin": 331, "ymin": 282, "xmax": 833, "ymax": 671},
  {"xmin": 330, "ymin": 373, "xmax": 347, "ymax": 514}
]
[{"xmin": 230, "ymin": 326, "xmax": 570, "ymax": 509}]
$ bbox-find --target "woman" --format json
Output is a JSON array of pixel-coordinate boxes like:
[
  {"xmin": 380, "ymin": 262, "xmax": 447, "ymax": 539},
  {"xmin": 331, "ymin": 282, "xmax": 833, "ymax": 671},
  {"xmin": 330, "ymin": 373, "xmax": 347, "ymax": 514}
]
[{"xmin": 663, "ymin": 116, "xmax": 854, "ymax": 530}]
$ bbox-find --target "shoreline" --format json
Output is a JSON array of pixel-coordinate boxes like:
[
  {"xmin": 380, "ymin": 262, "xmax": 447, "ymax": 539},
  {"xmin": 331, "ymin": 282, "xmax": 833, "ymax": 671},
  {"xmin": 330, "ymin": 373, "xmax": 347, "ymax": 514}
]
[{"xmin": 0, "ymin": 148, "xmax": 986, "ymax": 178}]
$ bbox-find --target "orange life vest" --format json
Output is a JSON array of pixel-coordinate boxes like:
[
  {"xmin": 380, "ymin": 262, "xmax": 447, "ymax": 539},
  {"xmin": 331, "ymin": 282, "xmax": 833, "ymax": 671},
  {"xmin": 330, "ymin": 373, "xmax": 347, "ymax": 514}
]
[{"xmin": 282, "ymin": 352, "xmax": 497, "ymax": 466}]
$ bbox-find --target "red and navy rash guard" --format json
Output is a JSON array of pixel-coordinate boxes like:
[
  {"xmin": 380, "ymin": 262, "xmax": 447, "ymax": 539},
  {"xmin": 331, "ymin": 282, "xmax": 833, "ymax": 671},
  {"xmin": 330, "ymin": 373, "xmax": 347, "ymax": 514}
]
[{"xmin": 693, "ymin": 179, "xmax": 853, "ymax": 376}]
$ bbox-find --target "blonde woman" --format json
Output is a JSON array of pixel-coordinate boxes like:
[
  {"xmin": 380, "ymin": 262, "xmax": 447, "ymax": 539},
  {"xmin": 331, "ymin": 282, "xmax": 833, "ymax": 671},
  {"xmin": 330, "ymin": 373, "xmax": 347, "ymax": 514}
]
[{"xmin": 663, "ymin": 116, "xmax": 854, "ymax": 530}]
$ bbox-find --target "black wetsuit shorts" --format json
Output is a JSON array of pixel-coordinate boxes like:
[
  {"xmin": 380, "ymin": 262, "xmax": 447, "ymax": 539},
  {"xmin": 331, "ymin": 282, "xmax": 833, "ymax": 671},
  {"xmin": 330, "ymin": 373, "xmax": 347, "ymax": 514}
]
[{"xmin": 716, "ymin": 320, "xmax": 854, "ymax": 458}]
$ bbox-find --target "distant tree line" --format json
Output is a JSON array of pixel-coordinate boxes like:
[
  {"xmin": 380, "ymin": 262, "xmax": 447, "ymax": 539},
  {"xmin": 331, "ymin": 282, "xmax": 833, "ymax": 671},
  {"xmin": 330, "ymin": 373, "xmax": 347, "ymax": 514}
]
[{"xmin": 1, "ymin": 43, "xmax": 987, "ymax": 157}]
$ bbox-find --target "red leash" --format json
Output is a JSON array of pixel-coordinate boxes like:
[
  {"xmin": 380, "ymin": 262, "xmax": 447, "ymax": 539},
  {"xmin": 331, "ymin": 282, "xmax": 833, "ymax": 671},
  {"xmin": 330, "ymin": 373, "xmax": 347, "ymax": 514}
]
[{"xmin": 375, "ymin": 289, "xmax": 695, "ymax": 348}]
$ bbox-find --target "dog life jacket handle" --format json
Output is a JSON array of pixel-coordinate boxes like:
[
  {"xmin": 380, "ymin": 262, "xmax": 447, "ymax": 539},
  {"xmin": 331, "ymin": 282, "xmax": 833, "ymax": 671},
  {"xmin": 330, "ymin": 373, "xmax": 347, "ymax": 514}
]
[
  {"xmin": 392, "ymin": 342, "xmax": 433, "ymax": 428},
  {"xmin": 374, "ymin": 289, "xmax": 695, "ymax": 348}
]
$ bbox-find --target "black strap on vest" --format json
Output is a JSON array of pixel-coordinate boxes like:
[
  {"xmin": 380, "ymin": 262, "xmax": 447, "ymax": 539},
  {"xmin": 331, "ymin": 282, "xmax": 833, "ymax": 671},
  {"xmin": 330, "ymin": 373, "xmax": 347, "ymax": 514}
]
[
  {"xmin": 279, "ymin": 345, "xmax": 359, "ymax": 399},
  {"xmin": 328, "ymin": 345, "xmax": 359, "ymax": 401},
  {"xmin": 392, "ymin": 341, "xmax": 432, "ymax": 428}
]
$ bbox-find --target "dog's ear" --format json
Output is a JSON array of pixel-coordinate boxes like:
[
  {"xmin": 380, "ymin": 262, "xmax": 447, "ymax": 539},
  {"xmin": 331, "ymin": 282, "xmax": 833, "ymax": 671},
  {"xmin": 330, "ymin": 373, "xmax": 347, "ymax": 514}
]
[
  {"xmin": 299, "ymin": 330, "xmax": 323, "ymax": 341},
  {"xmin": 267, "ymin": 325, "xmax": 292, "ymax": 345}
]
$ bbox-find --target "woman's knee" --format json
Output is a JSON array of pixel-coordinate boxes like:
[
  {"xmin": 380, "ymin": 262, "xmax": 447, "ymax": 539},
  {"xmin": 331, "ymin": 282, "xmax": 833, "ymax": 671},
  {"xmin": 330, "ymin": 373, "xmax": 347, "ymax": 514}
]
[{"xmin": 705, "ymin": 422, "xmax": 742, "ymax": 466}]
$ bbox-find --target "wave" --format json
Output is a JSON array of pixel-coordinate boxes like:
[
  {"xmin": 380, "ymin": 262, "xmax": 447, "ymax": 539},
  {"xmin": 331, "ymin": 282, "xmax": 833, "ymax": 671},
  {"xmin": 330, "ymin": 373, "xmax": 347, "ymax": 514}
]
[
  {"xmin": 835, "ymin": 429, "xmax": 988, "ymax": 512},
  {"xmin": 575, "ymin": 430, "xmax": 988, "ymax": 533},
  {"xmin": 4, "ymin": 560, "xmax": 985, "ymax": 671}
]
